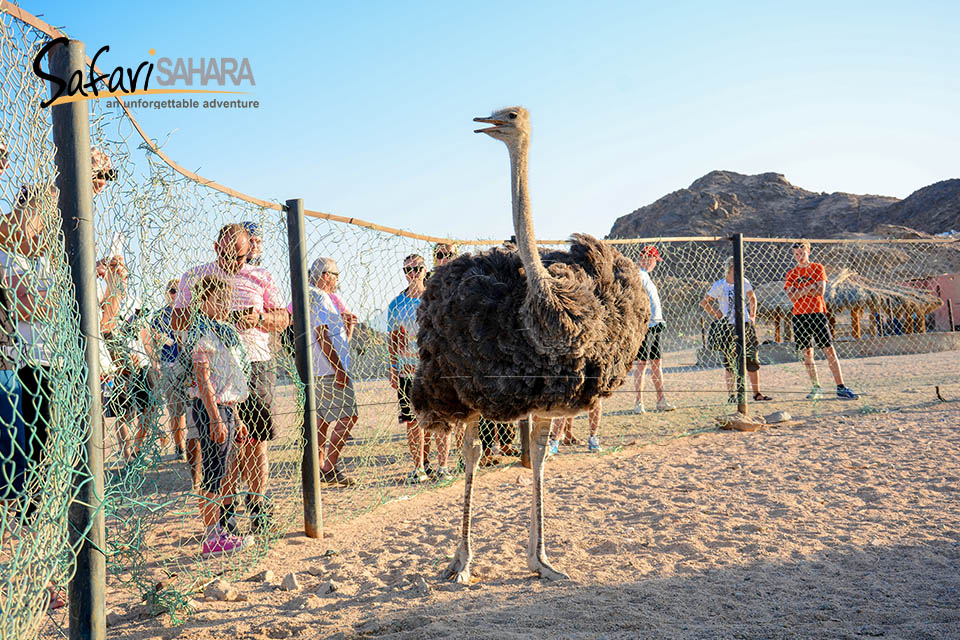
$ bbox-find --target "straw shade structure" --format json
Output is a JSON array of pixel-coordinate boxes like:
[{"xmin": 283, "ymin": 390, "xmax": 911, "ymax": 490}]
[{"xmin": 754, "ymin": 268, "xmax": 944, "ymax": 340}]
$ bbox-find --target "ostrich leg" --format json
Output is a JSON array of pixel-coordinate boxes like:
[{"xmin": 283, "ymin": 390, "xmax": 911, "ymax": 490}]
[
  {"xmin": 445, "ymin": 417, "xmax": 481, "ymax": 583},
  {"xmin": 526, "ymin": 415, "xmax": 569, "ymax": 580}
]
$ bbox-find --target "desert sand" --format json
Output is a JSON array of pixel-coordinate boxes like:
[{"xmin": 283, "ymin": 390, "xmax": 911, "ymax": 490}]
[{"xmin": 101, "ymin": 377, "xmax": 960, "ymax": 639}]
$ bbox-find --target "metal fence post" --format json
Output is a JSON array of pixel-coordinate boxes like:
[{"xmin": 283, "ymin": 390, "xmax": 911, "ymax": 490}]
[
  {"xmin": 731, "ymin": 234, "xmax": 748, "ymax": 415},
  {"xmin": 48, "ymin": 39, "xmax": 105, "ymax": 640},
  {"xmin": 948, "ymin": 299, "xmax": 955, "ymax": 332},
  {"xmin": 286, "ymin": 198, "xmax": 322, "ymax": 538}
]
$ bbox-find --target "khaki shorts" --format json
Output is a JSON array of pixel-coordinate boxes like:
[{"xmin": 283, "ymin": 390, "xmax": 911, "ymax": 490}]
[{"xmin": 315, "ymin": 375, "xmax": 358, "ymax": 423}]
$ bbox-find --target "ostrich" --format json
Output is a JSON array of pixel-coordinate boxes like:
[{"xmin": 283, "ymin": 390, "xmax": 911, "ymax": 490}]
[{"xmin": 411, "ymin": 106, "xmax": 650, "ymax": 582}]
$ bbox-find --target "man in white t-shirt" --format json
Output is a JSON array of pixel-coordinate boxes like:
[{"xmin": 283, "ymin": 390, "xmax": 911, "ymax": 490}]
[
  {"xmin": 701, "ymin": 256, "xmax": 771, "ymax": 403},
  {"xmin": 307, "ymin": 257, "xmax": 358, "ymax": 487},
  {"xmin": 633, "ymin": 246, "xmax": 675, "ymax": 414}
]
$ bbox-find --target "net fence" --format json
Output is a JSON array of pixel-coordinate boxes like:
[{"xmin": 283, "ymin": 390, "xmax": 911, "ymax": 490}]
[
  {"xmin": 298, "ymin": 231, "xmax": 960, "ymax": 529},
  {"xmin": 1, "ymin": 4, "xmax": 959, "ymax": 639}
]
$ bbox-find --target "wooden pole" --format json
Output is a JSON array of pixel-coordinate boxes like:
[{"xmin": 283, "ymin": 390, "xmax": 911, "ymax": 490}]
[
  {"xmin": 285, "ymin": 198, "xmax": 322, "ymax": 539},
  {"xmin": 49, "ymin": 38, "xmax": 106, "ymax": 640}
]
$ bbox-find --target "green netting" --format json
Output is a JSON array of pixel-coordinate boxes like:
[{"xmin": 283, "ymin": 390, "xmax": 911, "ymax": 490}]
[
  {"xmin": 2, "ymin": 5, "xmax": 959, "ymax": 640},
  {"xmin": 0, "ymin": 9, "xmax": 90, "ymax": 640}
]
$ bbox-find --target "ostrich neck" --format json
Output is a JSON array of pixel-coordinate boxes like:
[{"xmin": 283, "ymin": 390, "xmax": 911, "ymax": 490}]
[{"xmin": 508, "ymin": 141, "xmax": 549, "ymax": 293}]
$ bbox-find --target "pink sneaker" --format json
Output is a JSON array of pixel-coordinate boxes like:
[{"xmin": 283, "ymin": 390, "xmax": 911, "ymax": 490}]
[{"xmin": 201, "ymin": 529, "xmax": 251, "ymax": 557}]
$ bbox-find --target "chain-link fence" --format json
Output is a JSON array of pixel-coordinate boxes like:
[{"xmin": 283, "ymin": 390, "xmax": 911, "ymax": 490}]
[{"xmin": 2, "ymin": 4, "xmax": 959, "ymax": 639}]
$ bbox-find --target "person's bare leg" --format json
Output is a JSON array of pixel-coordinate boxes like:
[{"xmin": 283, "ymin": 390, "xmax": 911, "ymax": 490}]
[
  {"xmin": 748, "ymin": 370, "xmax": 761, "ymax": 395},
  {"xmin": 589, "ymin": 405, "xmax": 601, "ymax": 438},
  {"xmin": 527, "ymin": 415, "xmax": 567, "ymax": 580},
  {"xmin": 634, "ymin": 361, "xmax": 647, "ymax": 402},
  {"xmin": 802, "ymin": 347, "xmax": 819, "ymax": 386},
  {"xmin": 171, "ymin": 414, "xmax": 186, "ymax": 451},
  {"xmin": 724, "ymin": 368, "xmax": 734, "ymax": 396},
  {"xmin": 186, "ymin": 438, "xmax": 201, "ymax": 486},
  {"xmin": 823, "ymin": 346, "xmax": 845, "ymax": 386},
  {"xmin": 650, "ymin": 359, "xmax": 666, "ymax": 402},
  {"xmin": 405, "ymin": 420, "xmax": 425, "ymax": 468},
  {"xmin": 323, "ymin": 415, "xmax": 356, "ymax": 471},
  {"xmin": 445, "ymin": 417, "xmax": 480, "ymax": 583},
  {"xmin": 316, "ymin": 418, "xmax": 331, "ymax": 471},
  {"xmin": 436, "ymin": 432, "xmax": 450, "ymax": 468},
  {"xmin": 242, "ymin": 439, "xmax": 268, "ymax": 498}
]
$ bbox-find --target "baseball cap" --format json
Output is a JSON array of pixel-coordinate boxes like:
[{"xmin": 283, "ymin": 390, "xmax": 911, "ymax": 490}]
[
  {"xmin": 242, "ymin": 220, "xmax": 263, "ymax": 238},
  {"xmin": 639, "ymin": 245, "xmax": 663, "ymax": 261}
]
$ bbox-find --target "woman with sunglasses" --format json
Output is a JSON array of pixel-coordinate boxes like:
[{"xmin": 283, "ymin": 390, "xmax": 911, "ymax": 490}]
[{"xmin": 388, "ymin": 254, "xmax": 448, "ymax": 483}]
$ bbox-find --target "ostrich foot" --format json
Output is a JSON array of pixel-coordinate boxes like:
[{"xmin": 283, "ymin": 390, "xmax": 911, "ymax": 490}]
[
  {"xmin": 527, "ymin": 554, "xmax": 568, "ymax": 581},
  {"xmin": 444, "ymin": 546, "xmax": 473, "ymax": 584}
]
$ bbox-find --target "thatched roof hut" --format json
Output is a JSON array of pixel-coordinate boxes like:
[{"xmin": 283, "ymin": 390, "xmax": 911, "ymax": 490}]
[{"xmin": 755, "ymin": 268, "xmax": 944, "ymax": 319}]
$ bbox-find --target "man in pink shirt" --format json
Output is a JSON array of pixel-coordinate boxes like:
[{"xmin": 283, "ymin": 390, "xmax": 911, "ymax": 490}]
[{"xmin": 173, "ymin": 223, "xmax": 290, "ymax": 535}]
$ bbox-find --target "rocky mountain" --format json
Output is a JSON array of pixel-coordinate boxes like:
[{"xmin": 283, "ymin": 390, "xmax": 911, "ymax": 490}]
[{"xmin": 607, "ymin": 171, "xmax": 960, "ymax": 239}]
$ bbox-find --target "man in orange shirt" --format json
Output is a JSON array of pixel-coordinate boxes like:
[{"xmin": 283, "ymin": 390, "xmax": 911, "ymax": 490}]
[{"xmin": 785, "ymin": 241, "xmax": 858, "ymax": 400}]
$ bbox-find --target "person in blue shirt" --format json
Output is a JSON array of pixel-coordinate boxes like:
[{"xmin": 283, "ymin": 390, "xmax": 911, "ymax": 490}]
[
  {"xmin": 388, "ymin": 253, "xmax": 445, "ymax": 483},
  {"xmin": 145, "ymin": 279, "xmax": 193, "ymax": 474}
]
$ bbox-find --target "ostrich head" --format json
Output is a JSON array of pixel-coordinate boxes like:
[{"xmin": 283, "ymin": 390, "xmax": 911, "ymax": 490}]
[{"xmin": 474, "ymin": 106, "xmax": 530, "ymax": 145}]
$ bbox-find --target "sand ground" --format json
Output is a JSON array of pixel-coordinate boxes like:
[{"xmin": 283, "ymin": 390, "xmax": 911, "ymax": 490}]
[{"xmin": 101, "ymin": 369, "xmax": 960, "ymax": 639}]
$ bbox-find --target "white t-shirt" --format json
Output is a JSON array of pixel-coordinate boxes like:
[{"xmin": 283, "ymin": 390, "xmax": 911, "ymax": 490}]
[
  {"xmin": 309, "ymin": 287, "xmax": 350, "ymax": 378},
  {"xmin": 0, "ymin": 249, "xmax": 53, "ymax": 366},
  {"xmin": 638, "ymin": 269, "xmax": 664, "ymax": 327},
  {"xmin": 706, "ymin": 278, "xmax": 754, "ymax": 324},
  {"xmin": 187, "ymin": 328, "xmax": 249, "ymax": 404}
]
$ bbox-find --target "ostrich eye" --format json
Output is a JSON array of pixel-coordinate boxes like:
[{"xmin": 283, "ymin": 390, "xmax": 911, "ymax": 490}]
[{"xmin": 509, "ymin": 113, "xmax": 517, "ymax": 119}]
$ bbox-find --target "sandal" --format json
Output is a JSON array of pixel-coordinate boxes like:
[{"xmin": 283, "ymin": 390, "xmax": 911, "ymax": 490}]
[{"xmin": 753, "ymin": 393, "xmax": 772, "ymax": 401}]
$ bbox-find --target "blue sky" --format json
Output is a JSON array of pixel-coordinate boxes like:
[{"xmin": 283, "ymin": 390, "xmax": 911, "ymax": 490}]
[{"xmin": 23, "ymin": 0, "xmax": 960, "ymax": 241}]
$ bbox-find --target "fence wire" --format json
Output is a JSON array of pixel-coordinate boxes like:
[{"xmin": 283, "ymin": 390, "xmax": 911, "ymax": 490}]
[{"xmin": 1, "ymin": 4, "xmax": 959, "ymax": 639}]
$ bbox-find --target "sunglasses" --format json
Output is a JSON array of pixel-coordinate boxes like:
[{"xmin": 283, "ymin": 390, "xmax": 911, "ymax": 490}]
[
  {"xmin": 167, "ymin": 288, "xmax": 177, "ymax": 294},
  {"xmin": 792, "ymin": 243, "xmax": 807, "ymax": 249},
  {"xmin": 94, "ymin": 168, "xmax": 118, "ymax": 182},
  {"xmin": 324, "ymin": 271, "xmax": 339, "ymax": 277},
  {"xmin": 403, "ymin": 265, "xmax": 425, "ymax": 274},
  {"xmin": 435, "ymin": 252, "xmax": 453, "ymax": 261}
]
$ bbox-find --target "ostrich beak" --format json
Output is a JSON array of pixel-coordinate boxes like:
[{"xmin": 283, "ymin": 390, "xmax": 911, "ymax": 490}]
[{"xmin": 474, "ymin": 116, "xmax": 507, "ymax": 134}]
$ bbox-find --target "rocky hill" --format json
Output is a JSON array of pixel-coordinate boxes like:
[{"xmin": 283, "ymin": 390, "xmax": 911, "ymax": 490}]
[{"xmin": 607, "ymin": 171, "xmax": 960, "ymax": 239}]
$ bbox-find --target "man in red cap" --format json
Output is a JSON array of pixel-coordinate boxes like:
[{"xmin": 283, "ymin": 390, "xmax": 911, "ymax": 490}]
[{"xmin": 633, "ymin": 246, "xmax": 675, "ymax": 414}]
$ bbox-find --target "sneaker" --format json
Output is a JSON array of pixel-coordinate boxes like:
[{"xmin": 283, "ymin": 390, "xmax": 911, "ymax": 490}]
[
  {"xmin": 424, "ymin": 463, "xmax": 435, "ymax": 478},
  {"xmin": 727, "ymin": 395, "xmax": 738, "ymax": 405},
  {"xmin": 175, "ymin": 445, "xmax": 186, "ymax": 462},
  {"xmin": 633, "ymin": 401, "xmax": 646, "ymax": 414},
  {"xmin": 806, "ymin": 385, "xmax": 823, "ymax": 400},
  {"xmin": 656, "ymin": 399, "xmax": 676, "ymax": 412},
  {"xmin": 547, "ymin": 439, "xmax": 560, "ymax": 456},
  {"xmin": 587, "ymin": 435, "xmax": 602, "ymax": 453},
  {"xmin": 320, "ymin": 467, "xmax": 357, "ymax": 487},
  {"xmin": 435, "ymin": 466, "xmax": 450, "ymax": 480},
  {"xmin": 406, "ymin": 468, "xmax": 428, "ymax": 484},
  {"xmin": 202, "ymin": 528, "xmax": 251, "ymax": 557},
  {"xmin": 836, "ymin": 386, "xmax": 860, "ymax": 400}
]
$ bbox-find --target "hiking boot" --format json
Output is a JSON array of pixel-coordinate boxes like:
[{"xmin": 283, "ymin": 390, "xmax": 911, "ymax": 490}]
[
  {"xmin": 806, "ymin": 385, "xmax": 823, "ymax": 400},
  {"xmin": 633, "ymin": 401, "xmax": 645, "ymax": 414},
  {"xmin": 587, "ymin": 435, "xmax": 602, "ymax": 453},
  {"xmin": 656, "ymin": 399, "xmax": 676, "ymax": 412},
  {"xmin": 406, "ymin": 468, "xmax": 428, "ymax": 484},
  {"xmin": 836, "ymin": 386, "xmax": 860, "ymax": 400}
]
